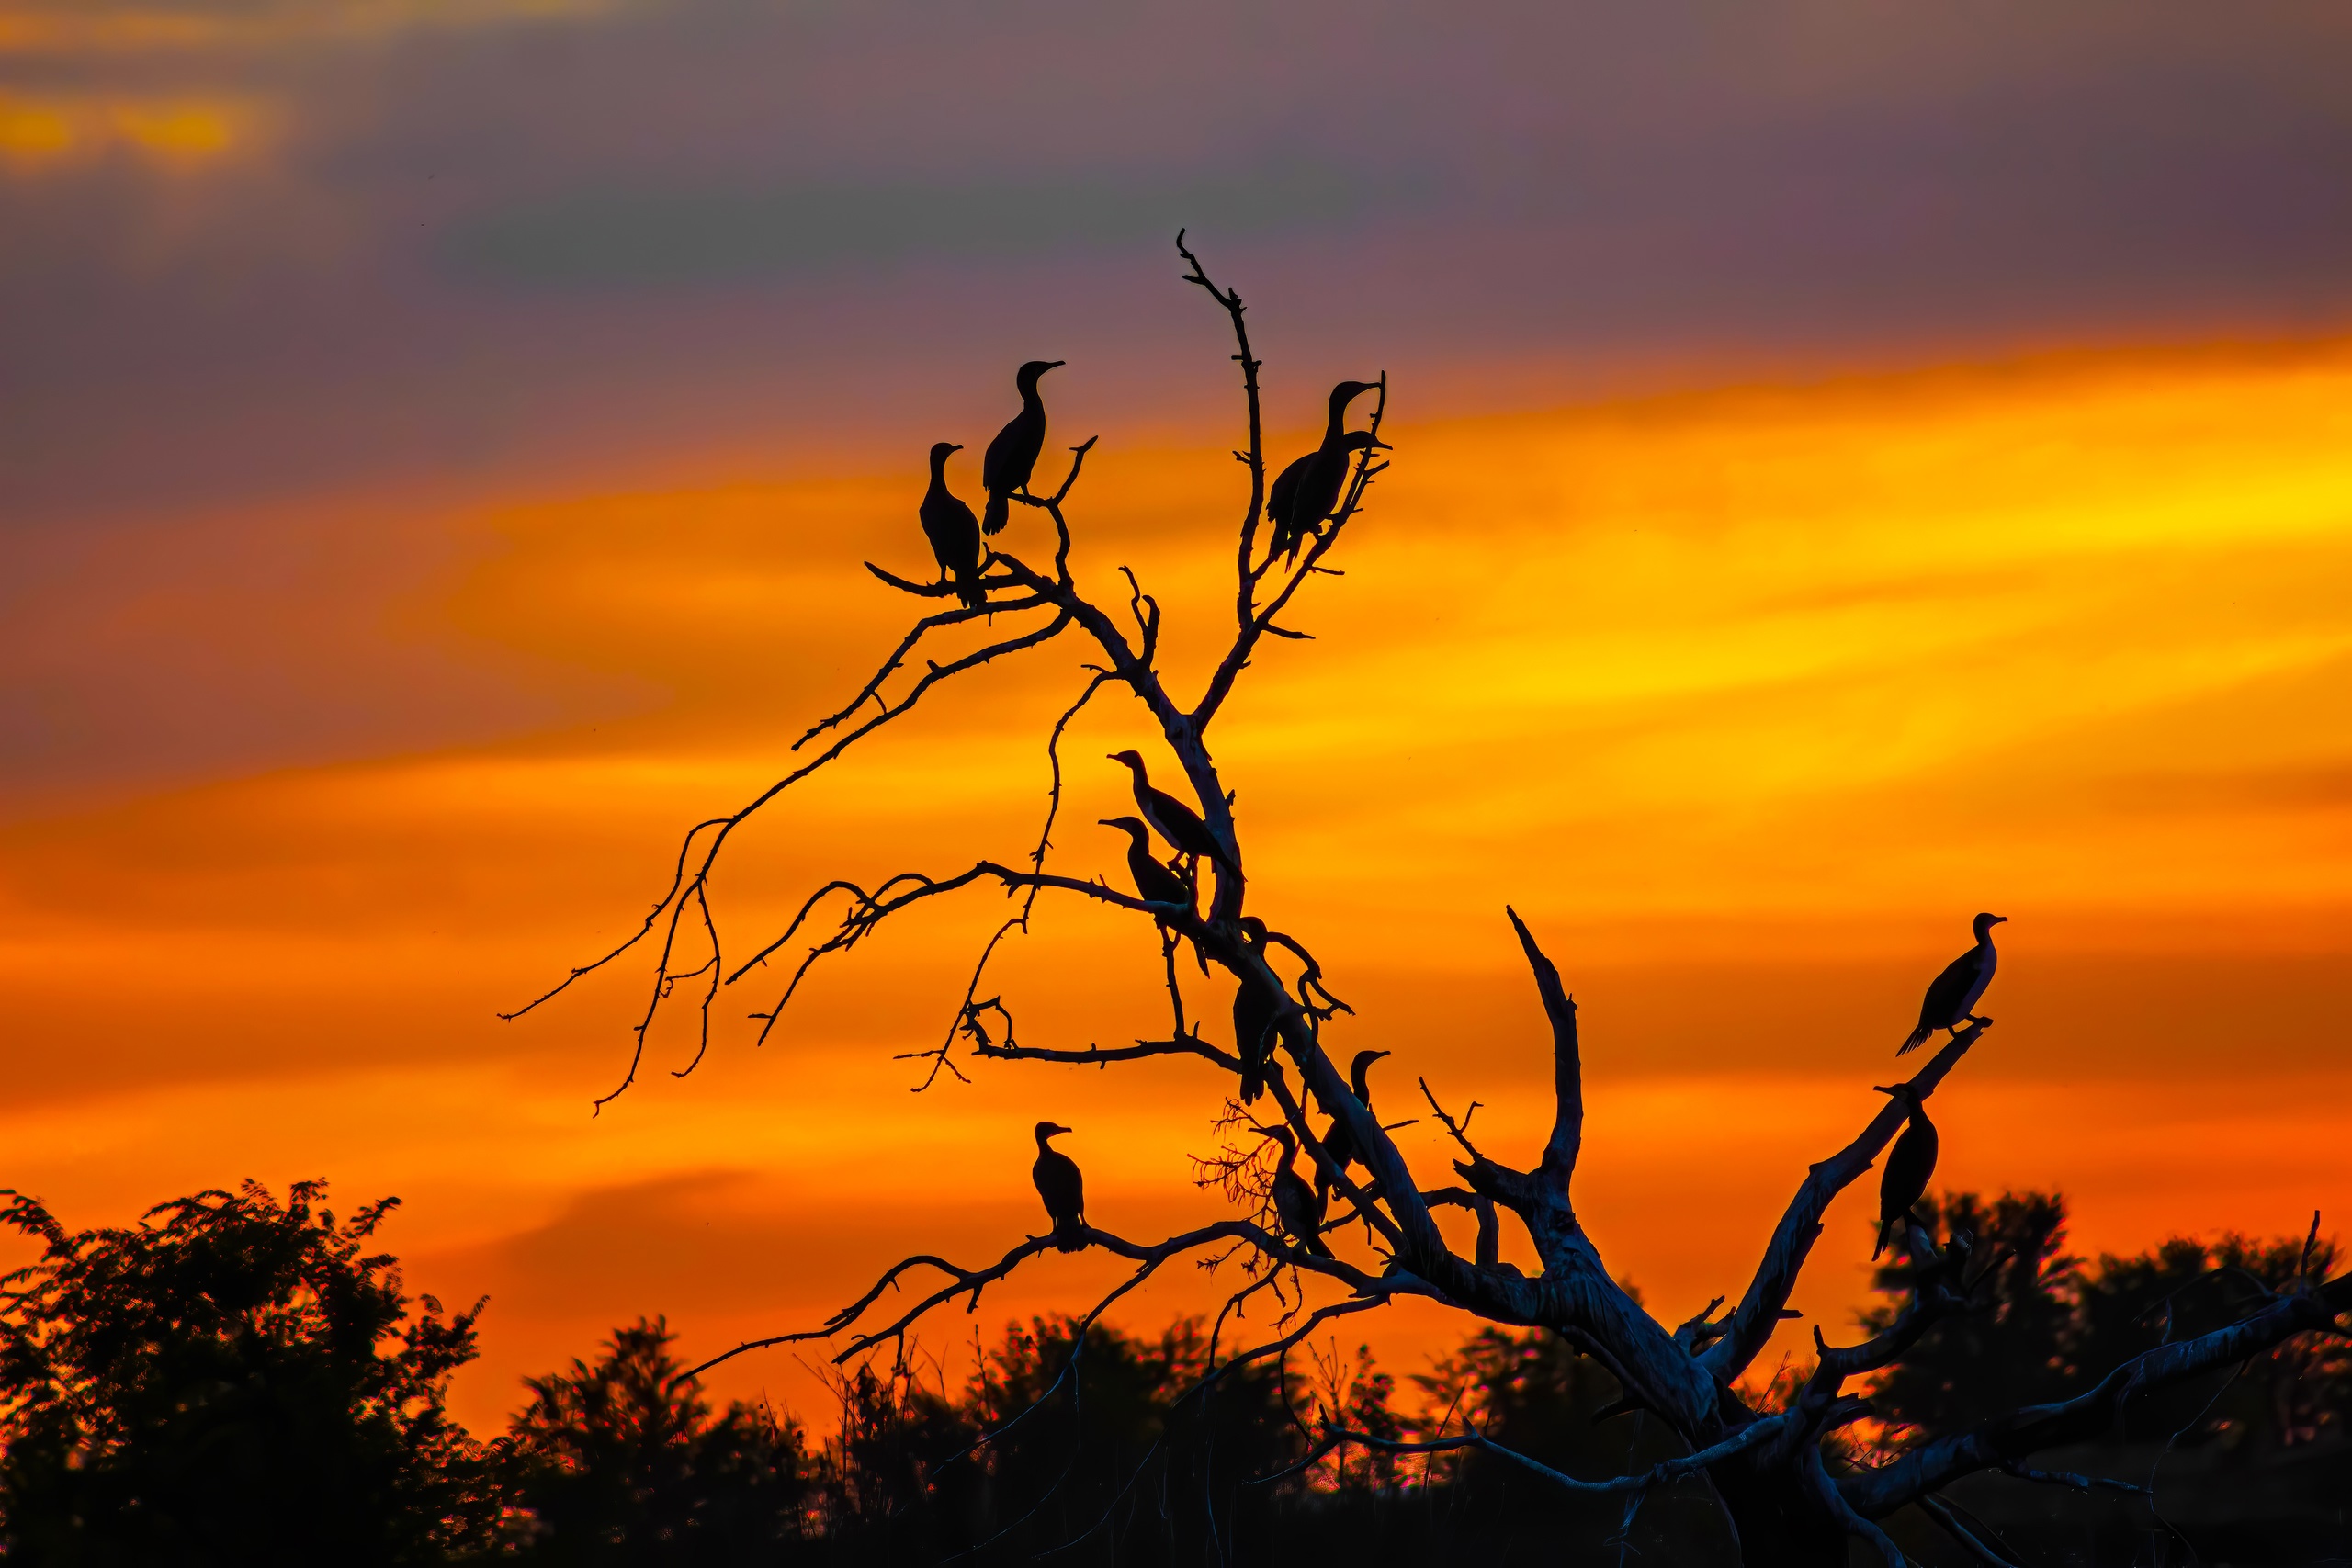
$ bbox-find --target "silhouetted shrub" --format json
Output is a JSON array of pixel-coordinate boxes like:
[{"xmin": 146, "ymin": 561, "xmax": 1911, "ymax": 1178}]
[
  {"xmin": 500, "ymin": 1316, "xmax": 815, "ymax": 1564},
  {"xmin": 0, "ymin": 1180, "xmax": 499, "ymax": 1565}
]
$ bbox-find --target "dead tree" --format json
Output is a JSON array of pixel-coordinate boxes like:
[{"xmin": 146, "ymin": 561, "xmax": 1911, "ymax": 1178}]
[{"xmin": 509, "ymin": 236, "xmax": 2352, "ymax": 1566}]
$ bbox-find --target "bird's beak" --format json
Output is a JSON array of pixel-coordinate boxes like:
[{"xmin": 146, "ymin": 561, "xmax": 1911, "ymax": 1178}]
[
  {"xmin": 1049, "ymin": 1123, "xmax": 1073, "ymax": 1136},
  {"xmin": 946, "ymin": 443, "xmax": 963, "ymax": 453},
  {"xmin": 1045, "ymin": 360, "xmax": 1066, "ymax": 370},
  {"xmin": 1369, "ymin": 1050, "xmax": 1392, "ymax": 1063},
  {"xmin": 1991, "ymin": 915, "xmax": 2009, "ymax": 925},
  {"xmin": 1097, "ymin": 818, "xmax": 1118, "ymax": 828},
  {"xmin": 1368, "ymin": 438, "xmax": 1394, "ymax": 450}
]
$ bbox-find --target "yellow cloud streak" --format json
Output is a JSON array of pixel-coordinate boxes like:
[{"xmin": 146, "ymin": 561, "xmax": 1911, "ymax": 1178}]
[{"xmin": 0, "ymin": 91, "xmax": 259, "ymax": 164}]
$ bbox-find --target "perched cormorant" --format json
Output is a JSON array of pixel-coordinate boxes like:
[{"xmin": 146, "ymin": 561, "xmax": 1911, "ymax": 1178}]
[
  {"xmin": 1269, "ymin": 432, "xmax": 1389, "ymax": 562},
  {"xmin": 1258, "ymin": 1126, "xmax": 1331, "ymax": 1258},
  {"xmin": 1266, "ymin": 380, "xmax": 1384, "ymax": 561},
  {"xmin": 1032, "ymin": 1121, "xmax": 1086, "ymax": 1253},
  {"xmin": 918, "ymin": 442, "xmax": 986, "ymax": 610},
  {"xmin": 1898, "ymin": 913, "xmax": 2007, "ymax": 1055},
  {"xmin": 1232, "ymin": 916, "xmax": 1279, "ymax": 1104},
  {"xmin": 1100, "ymin": 816, "xmax": 1194, "ymax": 925},
  {"xmin": 1105, "ymin": 750, "xmax": 1239, "ymax": 879},
  {"xmin": 1871, "ymin": 1086, "xmax": 1939, "ymax": 1261},
  {"xmin": 980, "ymin": 359, "xmax": 1064, "ymax": 536},
  {"xmin": 1317, "ymin": 1048, "xmax": 1390, "ymax": 1191}
]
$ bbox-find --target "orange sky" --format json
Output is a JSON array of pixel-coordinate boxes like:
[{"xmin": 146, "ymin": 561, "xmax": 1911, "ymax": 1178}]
[{"xmin": 4, "ymin": 335, "xmax": 2349, "ymax": 1432}]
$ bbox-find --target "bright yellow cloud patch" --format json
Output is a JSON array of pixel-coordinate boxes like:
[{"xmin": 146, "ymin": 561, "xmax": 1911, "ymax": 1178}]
[{"xmin": 0, "ymin": 91, "xmax": 257, "ymax": 164}]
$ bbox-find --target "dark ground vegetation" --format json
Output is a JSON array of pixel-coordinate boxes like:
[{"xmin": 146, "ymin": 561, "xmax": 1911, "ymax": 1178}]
[{"xmin": 2, "ymin": 1179, "xmax": 2346, "ymax": 1565}]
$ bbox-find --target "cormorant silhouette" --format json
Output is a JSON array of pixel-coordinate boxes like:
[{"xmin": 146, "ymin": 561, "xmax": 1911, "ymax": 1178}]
[
  {"xmin": 1233, "ymin": 916, "xmax": 1279, "ymax": 1104},
  {"xmin": 1105, "ymin": 750, "xmax": 1239, "ymax": 879},
  {"xmin": 1317, "ymin": 1048, "xmax": 1390, "ymax": 1194},
  {"xmin": 918, "ymin": 441, "xmax": 985, "ymax": 610},
  {"xmin": 1032, "ymin": 1121, "xmax": 1086, "ymax": 1252},
  {"xmin": 1258, "ymin": 1126, "xmax": 1331, "ymax": 1258},
  {"xmin": 1871, "ymin": 1086, "xmax": 1939, "ymax": 1261},
  {"xmin": 1899, "ymin": 913, "xmax": 2006, "ymax": 1055},
  {"xmin": 1266, "ymin": 380, "xmax": 1384, "ymax": 561},
  {"xmin": 1100, "ymin": 816, "xmax": 1194, "ymax": 934},
  {"xmin": 1269, "ymin": 431, "xmax": 1389, "ymax": 562},
  {"xmin": 981, "ymin": 359, "xmax": 1063, "ymax": 536}
]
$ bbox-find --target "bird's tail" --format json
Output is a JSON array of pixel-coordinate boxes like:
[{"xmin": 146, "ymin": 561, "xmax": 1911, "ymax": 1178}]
[
  {"xmin": 954, "ymin": 564, "xmax": 985, "ymax": 611},
  {"xmin": 1895, "ymin": 1025, "xmax": 1932, "ymax": 1056},
  {"xmin": 982, "ymin": 491, "xmax": 1010, "ymax": 536},
  {"xmin": 1054, "ymin": 1215, "xmax": 1086, "ymax": 1253},
  {"xmin": 1239, "ymin": 1059, "xmax": 1264, "ymax": 1104},
  {"xmin": 1872, "ymin": 1214, "xmax": 1895, "ymax": 1261}
]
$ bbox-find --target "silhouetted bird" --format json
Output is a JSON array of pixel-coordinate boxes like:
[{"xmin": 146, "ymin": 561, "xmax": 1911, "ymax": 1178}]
[
  {"xmin": 1032, "ymin": 1121, "xmax": 1086, "ymax": 1252},
  {"xmin": 1106, "ymin": 750, "xmax": 1239, "ymax": 880},
  {"xmin": 1269, "ymin": 432, "xmax": 1389, "ymax": 562},
  {"xmin": 1898, "ymin": 913, "xmax": 2007, "ymax": 1055},
  {"xmin": 981, "ymin": 359, "xmax": 1063, "ymax": 536},
  {"xmin": 1233, "ymin": 917, "xmax": 1280, "ymax": 1105},
  {"xmin": 1317, "ymin": 1048, "xmax": 1390, "ymax": 1195},
  {"xmin": 1258, "ymin": 1126, "xmax": 1331, "ymax": 1258},
  {"xmin": 1100, "ymin": 815, "xmax": 1194, "ymax": 933},
  {"xmin": 1871, "ymin": 1086, "xmax": 1939, "ymax": 1260},
  {"xmin": 919, "ymin": 442, "xmax": 986, "ymax": 610},
  {"xmin": 1266, "ymin": 380, "xmax": 1385, "ymax": 561}
]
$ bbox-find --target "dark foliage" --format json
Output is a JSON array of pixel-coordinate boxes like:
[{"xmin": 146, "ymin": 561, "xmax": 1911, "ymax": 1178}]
[
  {"xmin": 4, "ymin": 1179, "xmax": 2348, "ymax": 1564},
  {"xmin": 499, "ymin": 1317, "xmax": 815, "ymax": 1564},
  {"xmin": 0, "ymin": 1180, "xmax": 499, "ymax": 1566},
  {"xmin": 1863, "ymin": 1190, "xmax": 2352, "ymax": 1453},
  {"xmin": 1860, "ymin": 1191, "xmax": 2352, "ymax": 1566},
  {"xmin": 808, "ymin": 1314, "xmax": 1296, "ymax": 1567}
]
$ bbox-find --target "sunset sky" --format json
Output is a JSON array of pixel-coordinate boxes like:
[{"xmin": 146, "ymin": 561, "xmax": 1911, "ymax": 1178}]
[{"xmin": 4, "ymin": 1, "xmax": 2350, "ymax": 1433}]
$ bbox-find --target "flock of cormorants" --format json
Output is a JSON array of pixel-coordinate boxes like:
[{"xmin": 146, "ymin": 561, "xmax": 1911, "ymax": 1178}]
[
  {"xmin": 912, "ymin": 361, "xmax": 1386, "ymax": 609},
  {"xmin": 1024, "ymin": 903, "xmax": 2006, "ymax": 1267},
  {"xmin": 933, "ymin": 352, "xmax": 2007, "ymax": 1273}
]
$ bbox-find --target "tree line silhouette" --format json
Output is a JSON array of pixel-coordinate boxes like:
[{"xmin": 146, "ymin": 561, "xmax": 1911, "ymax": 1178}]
[{"xmin": 3, "ymin": 1179, "xmax": 2345, "ymax": 1563}]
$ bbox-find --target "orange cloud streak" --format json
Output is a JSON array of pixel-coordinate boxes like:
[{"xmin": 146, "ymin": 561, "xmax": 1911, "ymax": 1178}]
[{"xmin": 2, "ymin": 339, "xmax": 2347, "ymax": 1431}]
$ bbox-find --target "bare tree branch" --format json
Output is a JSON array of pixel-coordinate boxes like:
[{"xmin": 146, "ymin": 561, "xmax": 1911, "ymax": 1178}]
[
  {"xmin": 684, "ymin": 1214, "xmax": 1420, "ymax": 1381},
  {"xmin": 974, "ymin": 1035, "xmax": 1239, "ymax": 1072},
  {"xmin": 1508, "ymin": 907, "xmax": 1582, "ymax": 1196},
  {"xmin": 1701, "ymin": 1017, "xmax": 1994, "ymax": 1383},
  {"xmin": 1298, "ymin": 1402, "xmax": 1798, "ymax": 1497}
]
